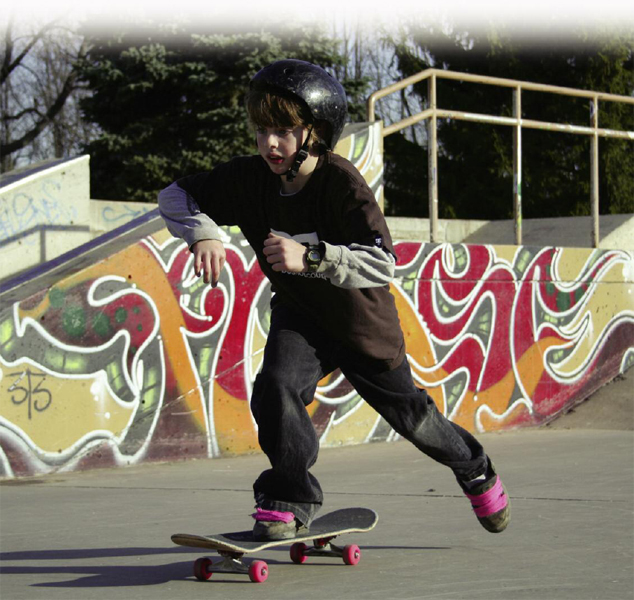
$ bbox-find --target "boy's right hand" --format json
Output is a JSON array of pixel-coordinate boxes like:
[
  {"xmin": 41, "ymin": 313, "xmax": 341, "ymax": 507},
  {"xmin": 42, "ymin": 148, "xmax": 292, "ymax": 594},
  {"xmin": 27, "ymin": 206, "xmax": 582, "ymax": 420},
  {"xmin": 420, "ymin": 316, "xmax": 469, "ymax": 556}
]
[{"xmin": 192, "ymin": 239, "xmax": 226, "ymax": 287}]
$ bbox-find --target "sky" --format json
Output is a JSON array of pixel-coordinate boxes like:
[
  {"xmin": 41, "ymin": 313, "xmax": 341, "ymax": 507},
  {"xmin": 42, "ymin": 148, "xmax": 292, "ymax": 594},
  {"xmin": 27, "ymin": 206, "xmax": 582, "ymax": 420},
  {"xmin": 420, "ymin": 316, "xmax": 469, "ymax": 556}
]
[{"xmin": 4, "ymin": 0, "xmax": 634, "ymax": 35}]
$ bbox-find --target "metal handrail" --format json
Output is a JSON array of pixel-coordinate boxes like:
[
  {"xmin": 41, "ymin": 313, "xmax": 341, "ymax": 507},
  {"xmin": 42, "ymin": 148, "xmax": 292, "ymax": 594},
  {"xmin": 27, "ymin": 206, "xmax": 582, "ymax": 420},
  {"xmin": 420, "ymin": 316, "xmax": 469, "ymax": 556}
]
[{"xmin": 367, "ymin": 68, "xmax": 634, "ymax": 246}]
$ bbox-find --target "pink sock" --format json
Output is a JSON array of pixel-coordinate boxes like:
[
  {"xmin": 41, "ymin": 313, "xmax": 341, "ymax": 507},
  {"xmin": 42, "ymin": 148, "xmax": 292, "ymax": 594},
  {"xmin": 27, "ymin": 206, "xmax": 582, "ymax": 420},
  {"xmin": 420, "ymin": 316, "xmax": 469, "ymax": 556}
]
[
  {"xmin": 465, "ymin": 477, "xmax": 508, "ymax": 517},
  {"xmin": 252, "ymin": 508, "xmax": 295, "ymax": 523}
]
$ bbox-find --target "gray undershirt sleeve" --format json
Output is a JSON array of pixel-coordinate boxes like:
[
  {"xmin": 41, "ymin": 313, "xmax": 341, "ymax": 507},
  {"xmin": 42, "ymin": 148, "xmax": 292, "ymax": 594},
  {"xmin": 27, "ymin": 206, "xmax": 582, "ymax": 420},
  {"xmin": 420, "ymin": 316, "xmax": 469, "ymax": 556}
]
[
  {"xmin": 157, "ymin": 182, "xmax": 224, "ymax": 248},
  {"xmin": 317, "ymin": 242, "xmax": 395, "ymax": 289}
]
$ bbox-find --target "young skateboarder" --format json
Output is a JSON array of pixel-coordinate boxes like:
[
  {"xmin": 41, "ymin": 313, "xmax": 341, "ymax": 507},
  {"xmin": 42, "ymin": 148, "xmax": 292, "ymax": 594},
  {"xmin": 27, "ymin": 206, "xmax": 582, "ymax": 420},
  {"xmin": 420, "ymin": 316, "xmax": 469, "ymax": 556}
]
[{"xmin": 158, "ymin": 59, "xmax": 510, "ymax": 541}]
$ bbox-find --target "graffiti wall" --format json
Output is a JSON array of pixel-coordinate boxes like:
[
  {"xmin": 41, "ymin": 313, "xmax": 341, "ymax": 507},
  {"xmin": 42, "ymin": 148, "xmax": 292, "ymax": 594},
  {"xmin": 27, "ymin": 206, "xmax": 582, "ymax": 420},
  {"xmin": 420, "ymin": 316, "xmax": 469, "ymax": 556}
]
[{"xmin": 1, "ymin": 226, "xmax": 632, "ymax": 478}]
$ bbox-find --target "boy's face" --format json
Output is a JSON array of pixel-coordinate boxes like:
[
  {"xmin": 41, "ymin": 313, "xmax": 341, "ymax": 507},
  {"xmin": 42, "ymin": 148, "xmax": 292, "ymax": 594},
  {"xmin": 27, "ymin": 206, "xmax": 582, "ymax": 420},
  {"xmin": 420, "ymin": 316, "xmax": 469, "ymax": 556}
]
[{"xmin": 256, "ymin": 126, "xmax": 307, "ymax": 177}]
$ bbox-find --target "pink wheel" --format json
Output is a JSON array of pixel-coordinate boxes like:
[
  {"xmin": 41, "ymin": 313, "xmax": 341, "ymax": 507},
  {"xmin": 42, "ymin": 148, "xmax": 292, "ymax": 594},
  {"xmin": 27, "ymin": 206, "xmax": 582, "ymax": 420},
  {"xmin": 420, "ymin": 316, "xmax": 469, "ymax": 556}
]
[
  {"xmin": 342, "ymin": 544, "xmax": 361, "ymax": 566},
  {"xmin": 193, "ymin": 557, "xmax": 213, "ymax": 580},
  {"xmin": 249, "ymin": 560, "xmax": 269, "ymax": 583},
  {"xmin": 290, "ymin": 542, "xmax": 308, "ymax": 564}
]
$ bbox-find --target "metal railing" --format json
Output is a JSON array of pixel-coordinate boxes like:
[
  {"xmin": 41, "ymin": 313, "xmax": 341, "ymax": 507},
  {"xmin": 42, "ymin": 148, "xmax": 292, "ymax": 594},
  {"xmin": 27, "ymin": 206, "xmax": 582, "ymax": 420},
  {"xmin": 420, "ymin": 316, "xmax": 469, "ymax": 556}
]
[{"xmin": 367, "ymin": 68, "xmax": 634, "ymax": 246}]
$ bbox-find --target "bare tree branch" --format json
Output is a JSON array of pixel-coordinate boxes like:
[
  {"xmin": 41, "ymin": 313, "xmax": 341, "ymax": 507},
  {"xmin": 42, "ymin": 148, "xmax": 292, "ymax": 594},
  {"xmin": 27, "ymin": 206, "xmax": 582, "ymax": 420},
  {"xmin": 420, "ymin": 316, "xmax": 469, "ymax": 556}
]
[
  {"xmin": 2, "ymin": 106, "xmax": 43, "ymax": 122},
  {"xmin": 2, "ymin": 66, "xmax": 78, "ymax": 154},
  {"xmin": 1, "ymin": 18, "xmax": 60, "ymax": 84},
  {"xmin": 1, "ymin": 22, "xmax": 91, "ymax": 169}
]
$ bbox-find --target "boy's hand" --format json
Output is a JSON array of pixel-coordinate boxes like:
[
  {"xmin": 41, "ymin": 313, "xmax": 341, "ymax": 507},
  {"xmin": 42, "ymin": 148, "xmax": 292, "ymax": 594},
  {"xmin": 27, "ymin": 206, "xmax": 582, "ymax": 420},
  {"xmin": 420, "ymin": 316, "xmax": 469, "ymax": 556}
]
[
  {"xmin": 192, "ymin": 239, "xmax": 226, "ymax": 287},
  {"xmin": 263, "ymin": 233, "xmax": 307, "ymax": 273}
]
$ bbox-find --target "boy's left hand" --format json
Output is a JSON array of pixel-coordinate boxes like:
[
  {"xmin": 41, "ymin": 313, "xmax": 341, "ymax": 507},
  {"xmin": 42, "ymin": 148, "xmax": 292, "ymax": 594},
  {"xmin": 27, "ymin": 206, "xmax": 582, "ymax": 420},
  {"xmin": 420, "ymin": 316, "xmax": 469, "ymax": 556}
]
[{"xmin": 263, "ymin": 233, "xmax": 307, "ymax": 273}]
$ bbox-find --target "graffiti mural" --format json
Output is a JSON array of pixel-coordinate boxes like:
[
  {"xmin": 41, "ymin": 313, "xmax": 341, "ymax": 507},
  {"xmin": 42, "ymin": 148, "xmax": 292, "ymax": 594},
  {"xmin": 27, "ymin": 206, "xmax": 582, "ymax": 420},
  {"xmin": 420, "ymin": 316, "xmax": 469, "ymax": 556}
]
[{"xmin": 1, "ymin": 225, "xmax": 632, "ymax": 478}]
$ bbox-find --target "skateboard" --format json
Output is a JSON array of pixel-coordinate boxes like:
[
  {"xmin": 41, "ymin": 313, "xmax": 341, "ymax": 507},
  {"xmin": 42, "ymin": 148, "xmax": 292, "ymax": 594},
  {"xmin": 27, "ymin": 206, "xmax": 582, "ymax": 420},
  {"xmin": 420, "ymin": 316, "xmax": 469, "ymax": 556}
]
[{"xmin": 171, "ymin": 507, "xmax": 378, "ymax": 583}]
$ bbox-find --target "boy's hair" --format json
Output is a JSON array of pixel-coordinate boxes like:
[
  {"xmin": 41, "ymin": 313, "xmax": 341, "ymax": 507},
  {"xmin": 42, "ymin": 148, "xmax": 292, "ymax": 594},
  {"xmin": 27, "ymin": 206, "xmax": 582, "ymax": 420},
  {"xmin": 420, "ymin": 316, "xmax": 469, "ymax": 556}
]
[{"xmin": 245, "ymin": 89, "xmax": 323, "ymax": 148}]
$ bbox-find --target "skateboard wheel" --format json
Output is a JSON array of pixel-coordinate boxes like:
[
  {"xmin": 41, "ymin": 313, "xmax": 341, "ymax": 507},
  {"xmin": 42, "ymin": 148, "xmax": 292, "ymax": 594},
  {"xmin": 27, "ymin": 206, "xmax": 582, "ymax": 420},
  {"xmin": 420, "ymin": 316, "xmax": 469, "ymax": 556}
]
[
  {"xmin": 342, "ymin": 544, "xmax": 361, "ymax": 566},
  {"xmin": 193, "ymin": 557, "xmax": 213, "ymax": 580},
  {"xmin": 249, "ymin": 560, "xmax": 269, "ymax": 583},
  {"xmin": 290, "ymin": 542, "xmax": 308, "ymax": 564}
]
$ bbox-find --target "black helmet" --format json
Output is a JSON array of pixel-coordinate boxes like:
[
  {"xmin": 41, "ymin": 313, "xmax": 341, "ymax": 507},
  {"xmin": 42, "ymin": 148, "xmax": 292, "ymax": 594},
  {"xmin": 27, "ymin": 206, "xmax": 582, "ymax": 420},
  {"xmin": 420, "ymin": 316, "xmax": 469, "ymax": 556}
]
[{"xmin": 250, "ymin": 59, "xmax": 348, "ymax": 150}]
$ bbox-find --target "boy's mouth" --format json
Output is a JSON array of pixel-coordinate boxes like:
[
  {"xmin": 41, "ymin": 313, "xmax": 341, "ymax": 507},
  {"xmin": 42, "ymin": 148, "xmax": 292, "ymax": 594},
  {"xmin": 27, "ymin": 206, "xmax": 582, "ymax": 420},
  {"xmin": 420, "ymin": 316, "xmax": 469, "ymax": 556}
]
[{"xmin": 267, "ymin": 154, "xmax": 285, "ymax": 165}]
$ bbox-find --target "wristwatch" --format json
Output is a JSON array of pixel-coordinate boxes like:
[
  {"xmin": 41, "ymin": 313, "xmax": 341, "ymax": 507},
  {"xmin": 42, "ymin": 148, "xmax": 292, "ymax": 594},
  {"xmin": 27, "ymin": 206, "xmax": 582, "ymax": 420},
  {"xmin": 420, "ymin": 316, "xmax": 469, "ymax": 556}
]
[{"xmin": 305, "ymin": 244, "xmax": 323, "ymax": 273}]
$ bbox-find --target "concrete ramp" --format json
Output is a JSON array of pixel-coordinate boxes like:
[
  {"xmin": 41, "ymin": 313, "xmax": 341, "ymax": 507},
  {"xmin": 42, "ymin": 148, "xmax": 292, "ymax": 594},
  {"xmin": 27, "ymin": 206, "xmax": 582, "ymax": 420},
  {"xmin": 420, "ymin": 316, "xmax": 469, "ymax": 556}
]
[{"xmin": 0, "ymin": 155, "xmax": 156, "ymax": 285}]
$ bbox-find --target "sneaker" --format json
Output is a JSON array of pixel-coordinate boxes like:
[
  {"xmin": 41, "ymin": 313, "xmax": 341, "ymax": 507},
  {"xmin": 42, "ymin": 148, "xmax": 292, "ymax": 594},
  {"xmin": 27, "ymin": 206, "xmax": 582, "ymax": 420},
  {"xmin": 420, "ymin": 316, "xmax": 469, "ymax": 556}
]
[
  {"xmin": 251, "ymin": 509, "xmax": 309, "ymax": 542},
  {"xmin": 459, "ymin": 461, "xmax": 510, "ymax": 533}
]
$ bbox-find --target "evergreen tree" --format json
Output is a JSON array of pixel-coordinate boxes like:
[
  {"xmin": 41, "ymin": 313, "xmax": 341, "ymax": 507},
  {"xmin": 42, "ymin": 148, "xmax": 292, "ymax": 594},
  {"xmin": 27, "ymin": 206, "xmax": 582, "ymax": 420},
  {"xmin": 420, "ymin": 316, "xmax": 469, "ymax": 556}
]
[
  {"xmin": 78, "ymin": 20, "xmax": 345, "ymax": 202},
  {"xmin": 384, "ymin": 23, "xmax": 634, "ymax": 218}
]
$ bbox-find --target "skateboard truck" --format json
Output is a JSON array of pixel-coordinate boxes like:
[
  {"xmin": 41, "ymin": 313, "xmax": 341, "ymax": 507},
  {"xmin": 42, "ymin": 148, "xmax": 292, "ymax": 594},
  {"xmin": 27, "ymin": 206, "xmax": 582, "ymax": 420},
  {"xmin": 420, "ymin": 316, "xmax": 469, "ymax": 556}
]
[
  {"xmin": 194, "ymin": 552, "xmax": 269, "ymax": 583},
  {"xmin": 290, "ymin": 536, "xmax": 362, "ymax": 566}
]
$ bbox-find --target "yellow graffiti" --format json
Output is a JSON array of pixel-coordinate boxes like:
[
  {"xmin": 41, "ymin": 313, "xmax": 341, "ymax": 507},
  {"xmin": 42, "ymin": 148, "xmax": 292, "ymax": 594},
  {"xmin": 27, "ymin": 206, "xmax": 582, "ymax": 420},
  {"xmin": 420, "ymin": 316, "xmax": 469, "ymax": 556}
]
[
  {"xmin": 546, "ymin": 258, "xmax": 634, "ymax": 379},
  {"xmin": 320, "ymin": 402, "xmax": 382, "ymax": 446},
  {"xmin": 0, "ymin": 359, "xmax": 134, "ymax": 454},
  {"xmin": 211, "ymin": 381, "xmax": 259, "ymax": 456}
]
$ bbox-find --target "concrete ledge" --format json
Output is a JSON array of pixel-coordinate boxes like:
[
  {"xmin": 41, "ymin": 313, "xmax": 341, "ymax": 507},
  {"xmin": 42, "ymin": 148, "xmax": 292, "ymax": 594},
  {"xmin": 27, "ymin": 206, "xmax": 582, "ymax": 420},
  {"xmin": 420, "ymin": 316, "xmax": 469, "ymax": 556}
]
[{"xmin": 388, "ymin": 214, "xmax": 634, "ymax": 250}]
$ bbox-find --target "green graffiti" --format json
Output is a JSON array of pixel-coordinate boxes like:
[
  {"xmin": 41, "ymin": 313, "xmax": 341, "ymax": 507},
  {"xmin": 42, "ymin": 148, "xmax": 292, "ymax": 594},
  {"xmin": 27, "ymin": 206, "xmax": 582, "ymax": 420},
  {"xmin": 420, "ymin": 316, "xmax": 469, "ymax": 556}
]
[
  {"xmin": 550, "ymin": 349, "xmax": 566, "ymax": 363},
  {"xmin": 0, "ymin": 317, "xmax": 15, "ymax": 352},
  {"xmin": 106, "ymin": 360, "xmax": 124, "ymax": 390},
  {"xmin": 49, "ymin": 287, "xmax": 65, "ymax": 308},
  {"xmin": 574, "ymin": 286, "xmax": 585, "ymax": 304},
  {"xmin": 453, "ymin": 245, "xmax": 468, "ymax": 271},
  {"xmin": 446, "ymin": 377, "xmax": 467, "ymax": 414},
  {"xmin": 352, "ymin": 130, "xmax": 369, "ymax": 161},
  {"xmin": 115, "ymin": 307, "xmax": 128, "ymax": 324},
  {"xmin": 142, "ymin": 366, "xmax": 160, "ymax": 409},
  {"xmin": 556, "ymin": 293, "xmax": 571, "ymax": 312},
  {"xmin": 62, "ymin": 305, "xmax": 86, "ymax": 337},
  {"xmin": 514, "ymin": 248, "xmax": 533, "ymax": 275},
  {"xmin": 92, "ymin": 312, "xmax": 112, "ymax": 337},
  {"xmin": 43, "ymin": 347, "xmax": 62, "ymax": 371},
  {"xmin": 64, "ymin": 354, "xmax": 88, "ymax": 373},
  {"xmin": 476, "ymin": 309, "xmax": 492, "ymax": 336},
  {"xmin": 200, "ymin": 346, "xmax": 213, "ymax": 383},
  {"xmin": 543, "ymin": 313, "xmax": 562, "ymax": 326},
  {"xmin": 401, "ymin": 271, "xmax": 417, "ymax": 298}
]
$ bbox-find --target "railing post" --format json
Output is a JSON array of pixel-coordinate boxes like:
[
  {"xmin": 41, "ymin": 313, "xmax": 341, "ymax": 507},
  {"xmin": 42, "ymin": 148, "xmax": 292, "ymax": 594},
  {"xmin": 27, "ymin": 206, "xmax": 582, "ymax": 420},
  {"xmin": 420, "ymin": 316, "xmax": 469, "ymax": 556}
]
[
  {"xmin": 513, "ymin": 86, "xmax": 522, "ymax": 246},
  {"xmin": 590, "ymin": 96, "xmax": 600, "ymax": 248},
  {"xmin": 367, "ymin": 95, "xmax": 376, "ymax": 123},
  {"xmin": 428, "ymin": 74, "xmax": 438, "ymax": 243}
]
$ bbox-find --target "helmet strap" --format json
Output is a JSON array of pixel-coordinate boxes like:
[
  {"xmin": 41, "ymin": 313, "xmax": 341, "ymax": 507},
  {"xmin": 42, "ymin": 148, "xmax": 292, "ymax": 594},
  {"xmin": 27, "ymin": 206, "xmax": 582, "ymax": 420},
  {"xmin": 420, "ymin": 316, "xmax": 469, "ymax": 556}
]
[{"xmin": 286, "ymin": 126, "xmax": 313, "ymax": 182}]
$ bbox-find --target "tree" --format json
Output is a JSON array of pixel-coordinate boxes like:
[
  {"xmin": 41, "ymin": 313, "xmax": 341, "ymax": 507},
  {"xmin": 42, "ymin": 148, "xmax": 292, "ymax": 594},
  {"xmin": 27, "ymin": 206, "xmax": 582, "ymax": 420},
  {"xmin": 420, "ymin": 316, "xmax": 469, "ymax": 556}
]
[
  {"xmin": 0, "ymin": 14, "xmax": 92, "ymax": 172},
  {"xmin": 383, "ymin": 22, "xmax": 634, "ymax": 218},
  {"xmin": 78, "ymin": 18, "xmax": 348, "ymax": 202}
]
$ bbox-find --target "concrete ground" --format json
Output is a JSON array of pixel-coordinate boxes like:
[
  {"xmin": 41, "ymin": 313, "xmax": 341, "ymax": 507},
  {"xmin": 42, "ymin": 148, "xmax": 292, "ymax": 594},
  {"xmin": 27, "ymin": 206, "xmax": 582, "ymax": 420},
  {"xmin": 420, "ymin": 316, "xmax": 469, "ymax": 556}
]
[{"xmin": 1, "ymin": 373, "xmax": 632, "ymax": 600}]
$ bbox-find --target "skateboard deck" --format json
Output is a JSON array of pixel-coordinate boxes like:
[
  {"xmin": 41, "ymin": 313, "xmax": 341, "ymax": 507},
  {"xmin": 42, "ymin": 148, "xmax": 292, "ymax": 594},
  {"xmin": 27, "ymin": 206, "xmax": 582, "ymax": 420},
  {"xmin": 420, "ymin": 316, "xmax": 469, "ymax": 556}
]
[{"xmin": 172, "ymin": 507, "xmax": 378, "ymax": 583}]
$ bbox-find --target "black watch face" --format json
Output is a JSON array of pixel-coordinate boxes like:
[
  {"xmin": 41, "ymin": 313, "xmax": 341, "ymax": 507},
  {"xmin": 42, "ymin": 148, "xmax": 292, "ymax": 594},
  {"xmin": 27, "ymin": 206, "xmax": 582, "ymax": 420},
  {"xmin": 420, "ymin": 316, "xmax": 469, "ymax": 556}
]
[{"xmin": 308, "ymin": 250, "xmax": 321, "ymax": 262}]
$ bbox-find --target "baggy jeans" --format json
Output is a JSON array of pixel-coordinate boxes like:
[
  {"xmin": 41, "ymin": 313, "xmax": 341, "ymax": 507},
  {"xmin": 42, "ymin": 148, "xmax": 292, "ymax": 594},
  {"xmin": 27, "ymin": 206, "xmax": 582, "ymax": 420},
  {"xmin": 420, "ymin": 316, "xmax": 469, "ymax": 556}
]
[{"xmin": 250, "ymin": 302, "xmax": 488, "ymax": 527}]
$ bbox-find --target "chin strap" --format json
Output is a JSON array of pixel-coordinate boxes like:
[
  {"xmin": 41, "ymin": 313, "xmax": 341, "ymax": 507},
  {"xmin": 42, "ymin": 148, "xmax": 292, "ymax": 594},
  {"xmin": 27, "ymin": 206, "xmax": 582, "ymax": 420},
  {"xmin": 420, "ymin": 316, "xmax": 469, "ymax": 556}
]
[{"xmin": 286, "ymin": 126, "xmax": 313, "ymax": 182}]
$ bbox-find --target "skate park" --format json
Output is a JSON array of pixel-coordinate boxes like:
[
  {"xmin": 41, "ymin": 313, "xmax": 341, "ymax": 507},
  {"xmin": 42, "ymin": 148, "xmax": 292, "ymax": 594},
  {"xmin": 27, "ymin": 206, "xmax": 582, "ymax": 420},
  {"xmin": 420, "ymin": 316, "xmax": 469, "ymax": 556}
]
[{"xmin": 0, "ymin": 68, "xmax": 633, "ymax": 599}]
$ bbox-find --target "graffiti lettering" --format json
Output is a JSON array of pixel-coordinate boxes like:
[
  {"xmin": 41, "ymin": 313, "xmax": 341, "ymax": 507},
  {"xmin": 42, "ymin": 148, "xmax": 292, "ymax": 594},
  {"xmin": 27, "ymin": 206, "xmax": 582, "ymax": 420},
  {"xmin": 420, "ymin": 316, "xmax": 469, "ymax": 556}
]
[{"xmin": 8, "ymin": 370, "xmax": 52, "ymax": 420}]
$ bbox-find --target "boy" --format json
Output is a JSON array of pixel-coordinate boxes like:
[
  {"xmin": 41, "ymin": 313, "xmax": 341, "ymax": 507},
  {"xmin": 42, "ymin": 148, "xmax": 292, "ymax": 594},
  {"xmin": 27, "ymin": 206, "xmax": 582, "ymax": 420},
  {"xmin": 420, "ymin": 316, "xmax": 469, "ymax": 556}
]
[{"xmin": 158, "ymin": 59, "xmax": 510, "ymax": 541}]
